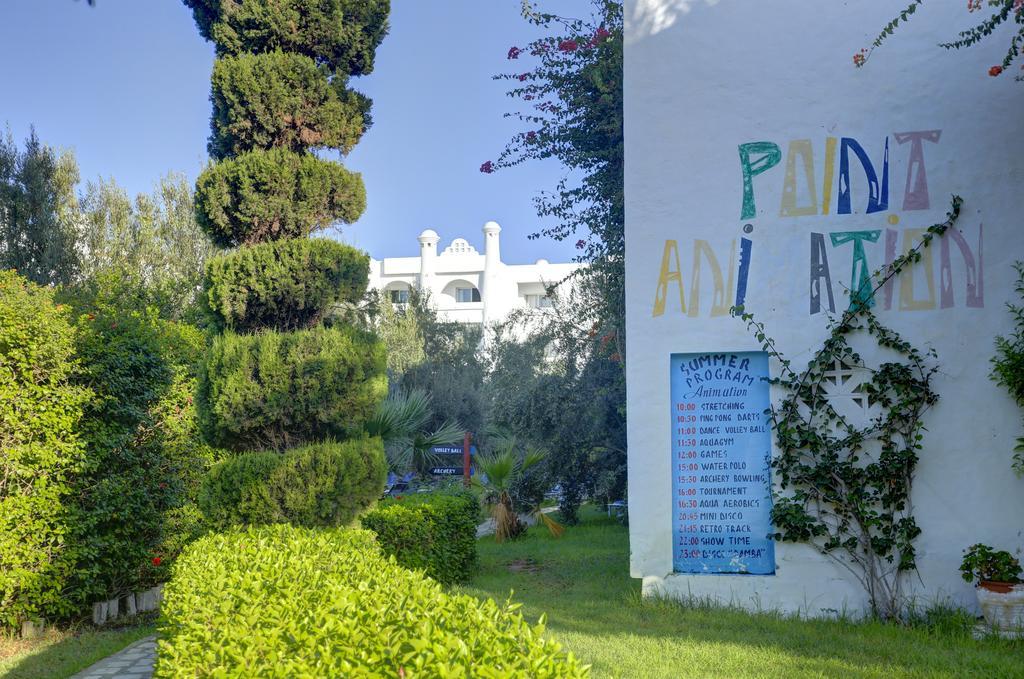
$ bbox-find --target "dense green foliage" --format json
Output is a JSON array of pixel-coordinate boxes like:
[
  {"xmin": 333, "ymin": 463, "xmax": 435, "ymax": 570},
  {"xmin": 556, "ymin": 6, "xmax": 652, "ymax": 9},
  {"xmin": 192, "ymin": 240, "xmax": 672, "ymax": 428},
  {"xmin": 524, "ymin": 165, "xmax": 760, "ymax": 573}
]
[
  {"xmin": 203, "ymin": 237, "xmax": 368, "ymax": 332},
  {"xmin": 199, "ymin": 438, "xmax": 385, "ymax": 530},
  {"xmin": 155, "ymin": 524, "xmax": 586, "ymax": 677},
  {"xmin": 182, "ymin": 0, "xmax": 389, "ymax": 76},
  {"xmin": 198, "ymin": 325, "xmax": 386, "ymax": 452},
  {"xmin": 992, "ymin": 262, "xmax": 1024, "ymax": 473},
  {"xmin": 63, "ymin": 280, "xmax": 222, "ymax": 605},
  {"xmin": 365, "ymin": 388, "xmax": 464, "ymax": 475},
  {"xmin": 362, "ymin": 492, "xmax": 478, "ymax": 584},
  {"xmin": 209, "ymin": 50, "xmax": 370, "ymax": 160},
  {"xmin": 0, "ymin": 271, "xmax": 89, "ymax": 627},
  {"xmin": 0, "ymin": 129, "xmax": 80, "ymax": 286},
  {"xmin": 194, "ymin": 148, "xmax": 366, "ymax": 248}
]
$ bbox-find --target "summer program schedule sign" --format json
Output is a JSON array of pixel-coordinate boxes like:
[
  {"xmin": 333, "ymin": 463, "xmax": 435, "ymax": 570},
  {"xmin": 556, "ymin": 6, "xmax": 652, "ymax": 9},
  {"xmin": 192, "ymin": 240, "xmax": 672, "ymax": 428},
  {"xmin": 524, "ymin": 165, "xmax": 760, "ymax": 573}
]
[{"xmin": 670, "ymin": 351, "xmax": 774, "ymax": 574}]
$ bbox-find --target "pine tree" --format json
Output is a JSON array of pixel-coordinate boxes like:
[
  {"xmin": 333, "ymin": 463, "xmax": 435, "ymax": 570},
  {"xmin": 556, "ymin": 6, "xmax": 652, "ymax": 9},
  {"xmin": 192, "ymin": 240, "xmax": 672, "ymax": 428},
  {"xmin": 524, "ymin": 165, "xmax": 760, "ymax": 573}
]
[{"xmin": 184, "ymin": 0, "xmax": 391, "ymax": 528}]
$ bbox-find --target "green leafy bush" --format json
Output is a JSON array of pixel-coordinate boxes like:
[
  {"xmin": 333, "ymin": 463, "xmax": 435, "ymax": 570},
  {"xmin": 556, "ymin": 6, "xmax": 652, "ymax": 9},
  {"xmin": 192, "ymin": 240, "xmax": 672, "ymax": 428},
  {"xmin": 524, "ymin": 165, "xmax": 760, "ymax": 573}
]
[
  {"xmin": 199, "ymin": 437, "xmax": 386, "ymax": 529},
  {"xmin": 182, "ymin": 0, "xmax": 390, "ymax": 76},
  {"xmin": 203, "ymin": 238, "xmax": 369, "ymax": 332},
  {"xmin": 197, "ymin": 325, "xmax": 386, "ymax": 451},
  {"xmin": 960, "ymin": 544, "xmax": 1023, "ymax": 585},
  {"xmin": 194, "ymin": 148, "xmax": 365, "ymax": 248},
  {"xmin": 362, "ymin": 491, "xmax": 478, "ymax": 584},
  {"xmin": 209, "ymin": 50, "xmax": 370, "ymax": 160},
  {"xmin": 0, "ymin": 271, "xmax": 90, "ymax": 628},
  {"xmin": 155, "ymin": 524, "xmax": 587, "ymax": 678},
  {"xmin": 66, "ymin": 292, "xmax": 222, "ymax": 603}
]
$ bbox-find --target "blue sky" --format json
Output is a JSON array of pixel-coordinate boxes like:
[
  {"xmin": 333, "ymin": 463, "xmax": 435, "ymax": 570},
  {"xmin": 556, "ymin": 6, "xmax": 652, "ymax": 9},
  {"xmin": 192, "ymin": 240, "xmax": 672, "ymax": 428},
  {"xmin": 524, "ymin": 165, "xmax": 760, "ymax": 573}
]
[{"xmin": 0, "ymin": 0, "xmax": 592, "ymax": 263}]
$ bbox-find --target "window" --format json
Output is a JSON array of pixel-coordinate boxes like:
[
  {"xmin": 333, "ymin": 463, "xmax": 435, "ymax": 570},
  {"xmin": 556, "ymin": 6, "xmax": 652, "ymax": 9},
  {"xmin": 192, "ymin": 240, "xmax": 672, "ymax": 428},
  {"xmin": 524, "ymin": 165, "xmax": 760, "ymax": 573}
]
[
  {"xmin": 525, "ymin": 294, "xmax": 552, "ymax": 309},
  {"xmin": 389, "ymin": 288, "xmax": 409, "ymax": 304},
  {"xmin": 455, "ymin": 287, "xmax": 480, "ymax": 303}
]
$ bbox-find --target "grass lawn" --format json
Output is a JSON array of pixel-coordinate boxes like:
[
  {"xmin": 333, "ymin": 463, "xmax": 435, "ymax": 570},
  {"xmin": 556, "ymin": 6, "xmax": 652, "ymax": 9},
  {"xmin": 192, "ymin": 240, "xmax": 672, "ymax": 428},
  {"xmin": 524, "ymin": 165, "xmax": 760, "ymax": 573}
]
[
  {"xmin": 459, "ymin": 508, "xmax": 1024, "ymax": 679},
  {"xmin": 0, "ymin": 621, "xmax": 155, "ymax": 679}
]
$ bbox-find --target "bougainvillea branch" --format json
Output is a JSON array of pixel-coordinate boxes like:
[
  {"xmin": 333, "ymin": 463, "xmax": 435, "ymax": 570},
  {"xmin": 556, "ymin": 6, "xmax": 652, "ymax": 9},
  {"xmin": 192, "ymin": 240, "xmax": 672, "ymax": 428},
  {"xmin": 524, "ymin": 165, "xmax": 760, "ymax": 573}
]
[{"xmin": 857, "ymin": 1, "xmax": 1024, "ymax": 79}]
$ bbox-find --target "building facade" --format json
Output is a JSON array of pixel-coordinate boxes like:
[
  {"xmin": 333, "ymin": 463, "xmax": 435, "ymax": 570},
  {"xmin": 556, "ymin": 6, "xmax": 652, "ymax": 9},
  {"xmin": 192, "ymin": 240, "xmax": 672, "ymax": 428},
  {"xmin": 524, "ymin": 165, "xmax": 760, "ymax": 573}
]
[
  {"xmin": 367, "ymin": 221, "xmax": 582, "ymax": 329},
  {"xmin": 625, "ymin": 0, "xmax": 1024, "ymax": 616}
]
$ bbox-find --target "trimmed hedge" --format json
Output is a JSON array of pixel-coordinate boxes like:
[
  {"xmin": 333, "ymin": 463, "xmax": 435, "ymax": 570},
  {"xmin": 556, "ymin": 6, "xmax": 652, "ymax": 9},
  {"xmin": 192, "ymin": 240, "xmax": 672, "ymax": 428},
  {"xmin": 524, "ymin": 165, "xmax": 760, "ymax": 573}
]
[
  {"xmin": 209, "ymin": 50, "xmax": 370, "ymax": 160},
  {"xmin": 197, "ymin": 325, "xmax": 386, "ymax": 451},
  {"xmin": 362, "ymin": 491, "xmax": 478, "ymax": 585},
  {"xmin": 0, "ymin": 271, "xmax": 90, "ymax": 627},
  {"xmin": 194, "ymin": 148, "xmax": 365, "ymax": 248},
  {"xmin": 203, "ymin": 238, "xmax": 369, "ymax": 333},
  {"xmin": 198, "ymin": 438, "xmax": 386, "ymax": 529},
  {"xmin": 155, "ymin": 525, "xmax": 587, "ymax": 678}
]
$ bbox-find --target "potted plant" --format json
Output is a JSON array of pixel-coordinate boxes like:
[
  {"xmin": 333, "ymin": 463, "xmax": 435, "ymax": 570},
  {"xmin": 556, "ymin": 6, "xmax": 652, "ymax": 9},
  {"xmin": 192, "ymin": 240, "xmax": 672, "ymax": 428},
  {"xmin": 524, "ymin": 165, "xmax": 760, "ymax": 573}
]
[{"xmin": 960, "ymin": 543, "xmax": 1024, "ymax": 633}]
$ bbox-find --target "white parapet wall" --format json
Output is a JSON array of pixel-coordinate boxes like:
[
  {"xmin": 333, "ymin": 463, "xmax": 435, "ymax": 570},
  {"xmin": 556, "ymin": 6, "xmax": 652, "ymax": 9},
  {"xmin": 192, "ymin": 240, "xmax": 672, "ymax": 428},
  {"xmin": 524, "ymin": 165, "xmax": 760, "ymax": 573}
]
[{"xmin": 624, "ymin": 0, "xmax": 1024, "ymax": 615}]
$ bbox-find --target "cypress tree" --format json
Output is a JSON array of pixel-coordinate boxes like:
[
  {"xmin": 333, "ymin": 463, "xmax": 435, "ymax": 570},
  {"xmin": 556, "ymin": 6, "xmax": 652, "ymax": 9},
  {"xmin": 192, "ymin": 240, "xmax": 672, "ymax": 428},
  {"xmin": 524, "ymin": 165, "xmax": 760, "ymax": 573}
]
[{"xmin": 184, "ymin": 0, "xmax": 391, "ymax": 528}]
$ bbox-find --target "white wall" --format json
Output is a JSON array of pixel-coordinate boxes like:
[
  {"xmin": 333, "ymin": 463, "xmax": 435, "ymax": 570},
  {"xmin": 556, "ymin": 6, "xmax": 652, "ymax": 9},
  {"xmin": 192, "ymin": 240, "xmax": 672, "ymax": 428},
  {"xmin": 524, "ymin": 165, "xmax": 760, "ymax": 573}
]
[{"xmin": 625, "ymin": 0, "xmax": 1024, "ymax": 615}]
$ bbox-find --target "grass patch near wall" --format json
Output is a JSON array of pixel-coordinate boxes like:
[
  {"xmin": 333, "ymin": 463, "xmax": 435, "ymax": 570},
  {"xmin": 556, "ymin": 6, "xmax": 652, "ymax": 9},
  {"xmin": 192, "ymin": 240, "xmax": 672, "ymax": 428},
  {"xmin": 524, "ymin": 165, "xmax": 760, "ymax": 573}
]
[
  {"xmin": 0, "ymin": 622, "xmax": 155, "ymax": 679},
  {"xmin": 459, "ymin": 507, "xmax": 1024, "ymax": 679}
]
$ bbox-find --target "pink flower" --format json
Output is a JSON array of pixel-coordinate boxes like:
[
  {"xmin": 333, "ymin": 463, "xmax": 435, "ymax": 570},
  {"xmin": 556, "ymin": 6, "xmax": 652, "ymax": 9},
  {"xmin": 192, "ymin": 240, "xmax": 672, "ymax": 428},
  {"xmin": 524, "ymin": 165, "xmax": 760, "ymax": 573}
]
[
  {"xmin": 558, "ymin": 39, "xmax": 578, "ymax": 52},
  {"xmin": 575, "ymin": 239, "xmax": 586, "ymax": 249},
  {"xmin": 526, "ymin": 131, "xmax": 537, "ymax": 141},
  {"xmin": 507, "ymin": 46, "xmax": 522, "ymax": 59},
  {"xmin": 853, "ymin": 49, "xmax": 867, "ymax": 67},
  {"xmin": 968, "ymin": 0, "xmax": 982, "ymax": 11},
  {"xmin": 480, "ymin": 161, "xmax": 495, "ymax": 174},
  {"xmin": 517, "ymin": 73, "xmax": 529, "ymax": 82},
  {"xmin": 589, "ymin": 27, "xmax": 611, "ymax": 47}
]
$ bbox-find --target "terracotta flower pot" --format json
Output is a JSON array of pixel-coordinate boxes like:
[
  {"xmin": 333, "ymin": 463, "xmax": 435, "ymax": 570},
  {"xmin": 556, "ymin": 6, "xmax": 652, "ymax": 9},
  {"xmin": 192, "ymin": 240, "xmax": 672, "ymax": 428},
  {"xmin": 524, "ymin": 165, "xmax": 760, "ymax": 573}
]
[{"xmin": 976, "ymin": 582, "xmax": 1024, "ymax": 633}]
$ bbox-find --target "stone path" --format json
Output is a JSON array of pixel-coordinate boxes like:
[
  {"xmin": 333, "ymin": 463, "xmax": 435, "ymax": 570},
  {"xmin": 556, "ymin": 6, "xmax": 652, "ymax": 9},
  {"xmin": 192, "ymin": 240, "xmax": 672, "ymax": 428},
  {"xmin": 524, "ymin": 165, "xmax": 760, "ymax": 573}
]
[{"xmin": 71, "ymin": 635, "xmax": 157, "ymax": 679}]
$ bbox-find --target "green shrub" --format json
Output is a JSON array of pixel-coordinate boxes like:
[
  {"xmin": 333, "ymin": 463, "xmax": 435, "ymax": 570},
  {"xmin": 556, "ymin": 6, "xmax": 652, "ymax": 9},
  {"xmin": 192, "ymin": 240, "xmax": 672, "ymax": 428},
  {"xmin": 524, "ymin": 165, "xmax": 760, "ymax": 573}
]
[
  {"xmin": 197, "ymin": 325, "xmax": 386, "ymax": 451},
  {"xmin": 155, "ymin": 524, "xmax": 587, "ymax": 678},
  {"xmin": 0, "ymin": 271, "xmax": 90, "ymax": 628},
  {"xmin": 182, "ymin": 0, "xmax": 390, "ymax": 76},
  {"xmin": 203, "ymin": 238, "xmax": 369, "ymax": 332},
  {"xmin": 209, "ymin": 50, "xmax": 370, "ymax": 160},
  {"xmin": 66, "ymin": 295, "xmax": 221, "ymax": 603},
  {"xmin": 199, "ymin": 438, "xmax": 386, "ymax": 529},
  {"xmin": 362, "ymin": 491, "xmax": 478, "ymax": 584},
  {"xmin": 194, "ymin": 147, "xmax": 365, "ymax": 248}
]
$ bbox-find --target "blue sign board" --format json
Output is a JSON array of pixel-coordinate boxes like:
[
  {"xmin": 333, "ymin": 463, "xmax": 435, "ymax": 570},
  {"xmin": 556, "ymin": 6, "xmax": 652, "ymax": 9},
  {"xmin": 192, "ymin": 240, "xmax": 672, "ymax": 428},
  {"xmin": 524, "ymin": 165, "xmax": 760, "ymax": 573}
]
[
  {"xmin": 670, "ymin": 351, "xmax": 775, "ymax": 574},
  {"xmin": 429, "ymin": 444, "xmax": 477, "ymax": 476}
]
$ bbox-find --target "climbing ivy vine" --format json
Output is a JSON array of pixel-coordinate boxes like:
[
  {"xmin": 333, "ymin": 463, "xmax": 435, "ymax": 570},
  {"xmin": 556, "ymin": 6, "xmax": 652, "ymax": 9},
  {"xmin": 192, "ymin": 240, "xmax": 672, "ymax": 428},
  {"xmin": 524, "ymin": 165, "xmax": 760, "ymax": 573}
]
[{"xmin": 733, "ymin": 196, "xmax": 963, "ymax": 619}]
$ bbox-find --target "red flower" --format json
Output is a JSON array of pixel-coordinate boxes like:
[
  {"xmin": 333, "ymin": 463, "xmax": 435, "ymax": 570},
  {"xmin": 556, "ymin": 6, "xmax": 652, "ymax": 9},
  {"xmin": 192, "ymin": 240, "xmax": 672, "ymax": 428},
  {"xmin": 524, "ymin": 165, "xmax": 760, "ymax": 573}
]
[
  {"xmin": 558, "ymin": 39, "xmax": 578, "ymax": 52},
  {"xmin": 395, "ymin": 495, "xmax": 404, "ymax": 501},
  {"xmin": 507, "ymin": 46, "xmax": 521, "ymax": 60},
  {"xmin": 990, "ymin": 65, "xmax": 1004, "ymax": 76},
  {"xmin": 852, "ymin": 50, "xmax": 866, "ymax": 67},
  {"xmin": 517, "ymin": 73, "xmax": 529, "ymax": 82},
  {"xmin": 152, "ymin": 556, "xmax": 162, "ymax": 566},
  {"xmin": 479, "ymin": 160, "xmax": 494, "ymax": 174}
]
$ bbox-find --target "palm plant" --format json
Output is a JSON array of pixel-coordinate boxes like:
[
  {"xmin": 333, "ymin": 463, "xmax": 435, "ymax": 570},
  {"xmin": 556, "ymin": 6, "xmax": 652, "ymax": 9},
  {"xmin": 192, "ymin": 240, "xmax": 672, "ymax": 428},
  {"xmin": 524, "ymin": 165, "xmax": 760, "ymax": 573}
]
[
  {"xmin": 365, "ymin": 388, "xmax": 464, "ymax": 476},
  {"xmin": 475, "ymin": 438, "xmax": 564, "ymax": 542}
]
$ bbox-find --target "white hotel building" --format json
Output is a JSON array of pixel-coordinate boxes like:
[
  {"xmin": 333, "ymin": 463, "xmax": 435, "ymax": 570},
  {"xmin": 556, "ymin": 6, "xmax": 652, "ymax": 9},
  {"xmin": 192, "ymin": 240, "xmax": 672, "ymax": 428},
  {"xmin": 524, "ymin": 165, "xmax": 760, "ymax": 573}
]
[{"xmin": 367, "ymin": 221, "xmax": 583, "ymax": 329}]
